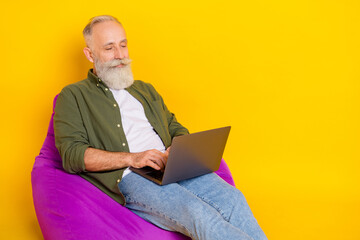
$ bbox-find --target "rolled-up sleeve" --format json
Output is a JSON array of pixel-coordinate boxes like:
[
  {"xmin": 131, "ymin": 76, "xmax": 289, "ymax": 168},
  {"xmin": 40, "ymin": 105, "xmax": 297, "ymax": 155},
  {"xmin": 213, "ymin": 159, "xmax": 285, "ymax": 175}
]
[{"xmin": 54, "ymin": 88, "xmax": 91, "ymax": 173}]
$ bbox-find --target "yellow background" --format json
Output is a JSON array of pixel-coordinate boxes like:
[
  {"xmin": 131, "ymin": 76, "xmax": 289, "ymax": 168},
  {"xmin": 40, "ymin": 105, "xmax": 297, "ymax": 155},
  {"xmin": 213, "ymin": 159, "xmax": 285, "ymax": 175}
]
[{"xmin": 1, "ymin": 0, "xmax": 359, "ymax": 239}]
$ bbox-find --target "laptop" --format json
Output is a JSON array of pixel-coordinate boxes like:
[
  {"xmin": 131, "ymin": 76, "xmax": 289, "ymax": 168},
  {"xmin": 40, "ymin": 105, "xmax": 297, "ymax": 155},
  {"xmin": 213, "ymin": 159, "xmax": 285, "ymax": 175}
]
[{"xmin": 130, "ymin": 126, "xmax": 231, "ymax": 185}]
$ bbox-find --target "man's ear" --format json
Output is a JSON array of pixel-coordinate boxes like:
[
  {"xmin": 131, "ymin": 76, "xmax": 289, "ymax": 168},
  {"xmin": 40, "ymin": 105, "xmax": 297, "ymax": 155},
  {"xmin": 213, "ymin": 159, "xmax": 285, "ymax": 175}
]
[{"xmin": 83, "ymin": 47, "xmax": 94, "ymax": 63}]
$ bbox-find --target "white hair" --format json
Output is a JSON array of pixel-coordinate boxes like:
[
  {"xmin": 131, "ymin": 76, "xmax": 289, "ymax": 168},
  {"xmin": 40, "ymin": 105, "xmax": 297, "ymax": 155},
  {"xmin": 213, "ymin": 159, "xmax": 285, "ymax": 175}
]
[{"xmin": 83, "ymin": 15, "xmax": 122, "ymax": 46}]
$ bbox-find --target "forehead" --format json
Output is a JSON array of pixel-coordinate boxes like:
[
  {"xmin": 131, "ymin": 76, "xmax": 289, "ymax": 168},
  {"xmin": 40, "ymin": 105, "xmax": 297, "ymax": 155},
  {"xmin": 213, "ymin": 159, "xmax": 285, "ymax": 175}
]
[{"xmin": 91, "ymin": 21, "xmax": 126, "ymax": 46}]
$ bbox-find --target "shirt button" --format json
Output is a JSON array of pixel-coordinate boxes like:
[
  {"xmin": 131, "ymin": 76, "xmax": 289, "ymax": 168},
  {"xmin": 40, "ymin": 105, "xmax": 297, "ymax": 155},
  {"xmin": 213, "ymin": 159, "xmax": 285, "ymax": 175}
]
[
  {"xmin": 113, "ymin": 103, "xmax": 117, "ymax": 107},
  {"xmin": 96, "ymin": 84, "xmax": 99, "ymax": 87},
  {"xmin": 116, "ymin": 179, "xmax": 120, "ymax": 183},
  {"xmin": 105, "ymin": 88, "xmax": 108, "ymax": 91},
  {"xmin": 117, "ymin": 124, "xmax": 121, "ymax": 127},
  {"xmin": 122, "ymin": 143, "xmax": 126, "ymax": 146},
  {"xmin": 99, "ymin": 79, "xmax": 102, "ymax": 82}
]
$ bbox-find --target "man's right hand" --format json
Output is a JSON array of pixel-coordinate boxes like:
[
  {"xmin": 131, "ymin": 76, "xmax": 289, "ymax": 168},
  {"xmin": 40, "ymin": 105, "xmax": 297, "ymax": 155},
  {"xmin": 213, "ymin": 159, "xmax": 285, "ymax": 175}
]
[
  {"xmin": 84, "ymin": 148, "xmax": 170, "ymax": 172},
  {"xmin": 130, "ymin": 149, "xmax": 168, "ymax": 171}
]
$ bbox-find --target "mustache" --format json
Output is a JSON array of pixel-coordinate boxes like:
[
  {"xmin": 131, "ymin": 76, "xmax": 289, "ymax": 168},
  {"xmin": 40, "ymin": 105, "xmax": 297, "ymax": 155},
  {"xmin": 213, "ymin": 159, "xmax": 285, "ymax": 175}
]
[{"xmin": 103, "ymin": 58, "xmax": 132, "ymax": 68}]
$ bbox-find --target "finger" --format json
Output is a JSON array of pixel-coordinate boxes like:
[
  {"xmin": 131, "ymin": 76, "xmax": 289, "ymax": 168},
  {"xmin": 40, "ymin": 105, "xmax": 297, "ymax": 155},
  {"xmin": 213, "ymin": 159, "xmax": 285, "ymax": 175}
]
[
  {"xmin": 149, "ymin": 155, "xmax": 165, "ymax": 170},
  {"xmin": 164, "ymin": 147, "xmax": 171, "ymax": 157},
  {"xmin": 164, "ymin": 148, "xmax": 170, "ymax": 163},
  {"xmin": 148, "ymin": 150, "xmax": 166, "ymax": 169},
  {"xmin": 163, "ymin": 153, "xmax": 168, "ymax": 166},
  {"xmin": 146, "ymin": 159, "xmax": 161, "ymax": 170},
  {"xmin": 165, "ymin": 146, "xmax": 171, "ymax": 153}
]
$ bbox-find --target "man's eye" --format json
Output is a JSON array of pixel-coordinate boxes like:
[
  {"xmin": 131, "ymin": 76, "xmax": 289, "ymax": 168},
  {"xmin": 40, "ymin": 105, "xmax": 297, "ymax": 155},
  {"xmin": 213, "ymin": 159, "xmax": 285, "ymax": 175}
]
[
  {"xmin": 105, "ymin": 48, "xmax": 113, "ymax": 50},
  {"xmin": 121, "ymin": 45, "xmax": 127, "ymax": 48}
]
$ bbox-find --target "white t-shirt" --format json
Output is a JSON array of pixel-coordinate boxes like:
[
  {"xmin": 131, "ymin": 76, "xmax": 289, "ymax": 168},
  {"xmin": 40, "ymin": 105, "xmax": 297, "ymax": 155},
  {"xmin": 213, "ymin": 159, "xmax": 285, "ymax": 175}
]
[{"xmin": 110, "ymin": 88, "xmax": 166, "ymax": 177}]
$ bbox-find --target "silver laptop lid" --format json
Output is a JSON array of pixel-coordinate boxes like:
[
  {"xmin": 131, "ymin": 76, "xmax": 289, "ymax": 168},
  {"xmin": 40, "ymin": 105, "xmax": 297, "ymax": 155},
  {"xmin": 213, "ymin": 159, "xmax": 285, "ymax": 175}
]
[{"xmin": 161, "ymin": 126, "xmax": 231, "ymax": 185}]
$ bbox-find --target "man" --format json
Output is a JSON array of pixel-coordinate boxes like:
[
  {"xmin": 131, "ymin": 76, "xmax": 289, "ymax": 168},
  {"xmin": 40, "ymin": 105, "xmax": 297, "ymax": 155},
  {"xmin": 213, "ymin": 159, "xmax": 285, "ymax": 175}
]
[{"xmin": 54, "ymin": 15, "xmax": 267, "ymax": 240}]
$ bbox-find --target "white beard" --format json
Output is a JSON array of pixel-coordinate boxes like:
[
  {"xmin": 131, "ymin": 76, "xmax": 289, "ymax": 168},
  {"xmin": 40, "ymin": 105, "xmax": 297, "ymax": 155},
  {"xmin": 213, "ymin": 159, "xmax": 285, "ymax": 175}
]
[{"xmin": 95, "ymin": 58, "xmax": 134, "ymax": 90}]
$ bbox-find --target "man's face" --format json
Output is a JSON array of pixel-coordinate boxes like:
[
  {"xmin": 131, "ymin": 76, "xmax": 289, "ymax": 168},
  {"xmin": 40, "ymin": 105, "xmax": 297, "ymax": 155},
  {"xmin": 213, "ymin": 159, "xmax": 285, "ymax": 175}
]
[
  {"xmin": 88, "ymin": 20, "xmax": 129, "ymax": 65},
  {"xmin": 84, "ymin": 21, "xmax": 133, "ymax": 89}
]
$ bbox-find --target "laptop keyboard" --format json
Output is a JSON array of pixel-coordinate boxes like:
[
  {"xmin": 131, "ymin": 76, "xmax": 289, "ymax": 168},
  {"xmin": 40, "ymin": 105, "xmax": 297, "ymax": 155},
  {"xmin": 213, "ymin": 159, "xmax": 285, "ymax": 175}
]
[{"xmin": 146, "ymin": 170, "xmax": 164, "ymax": 181}]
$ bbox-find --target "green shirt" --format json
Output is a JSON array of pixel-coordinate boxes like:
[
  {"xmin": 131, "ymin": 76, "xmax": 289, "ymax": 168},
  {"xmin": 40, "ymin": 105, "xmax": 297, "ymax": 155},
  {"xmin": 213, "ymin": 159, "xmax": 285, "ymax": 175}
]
[{"xmin": 54, "ymin": 69, "xmax": 189, "ymax": 205}]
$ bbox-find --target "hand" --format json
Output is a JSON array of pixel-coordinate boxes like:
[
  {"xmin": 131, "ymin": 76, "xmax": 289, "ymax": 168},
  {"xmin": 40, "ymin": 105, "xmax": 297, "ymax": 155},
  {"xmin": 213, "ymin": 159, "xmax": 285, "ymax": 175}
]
[
  {"xmin": 130, "ymin": 149, "xmax": 168, "ymax": 171},
  {"xmin": 164, "ymin": 146, "xmax": 171, "ymax": 166}
]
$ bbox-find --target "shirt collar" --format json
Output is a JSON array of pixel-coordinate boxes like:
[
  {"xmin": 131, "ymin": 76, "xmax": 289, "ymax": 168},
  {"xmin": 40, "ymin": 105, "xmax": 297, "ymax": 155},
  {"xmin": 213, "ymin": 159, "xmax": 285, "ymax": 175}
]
[{"xmin": 87, "ymin": 69, "xmax": 102, "ymax": 84}]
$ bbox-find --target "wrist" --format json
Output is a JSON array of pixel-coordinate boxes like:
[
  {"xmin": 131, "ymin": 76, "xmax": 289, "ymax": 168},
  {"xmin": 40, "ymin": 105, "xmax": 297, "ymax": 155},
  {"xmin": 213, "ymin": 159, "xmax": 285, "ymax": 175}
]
[{"xmin": 123, "ymin": 152, "xmax": 135, "ymax": 168}]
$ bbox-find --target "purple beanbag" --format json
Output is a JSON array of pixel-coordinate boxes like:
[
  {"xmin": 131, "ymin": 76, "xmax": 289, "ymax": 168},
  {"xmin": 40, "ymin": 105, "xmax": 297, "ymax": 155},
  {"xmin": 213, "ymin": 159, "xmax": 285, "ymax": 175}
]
[{"xmin": 31, "ymin": 95, "xmax": 235, "ymax": 240}]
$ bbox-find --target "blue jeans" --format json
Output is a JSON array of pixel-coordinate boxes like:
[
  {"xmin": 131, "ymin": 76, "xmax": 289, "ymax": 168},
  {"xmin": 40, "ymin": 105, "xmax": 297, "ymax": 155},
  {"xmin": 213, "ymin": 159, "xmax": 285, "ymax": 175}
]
[{"xmin": 118, "ymin": 172, "xmax": 267, "ymax": 240}]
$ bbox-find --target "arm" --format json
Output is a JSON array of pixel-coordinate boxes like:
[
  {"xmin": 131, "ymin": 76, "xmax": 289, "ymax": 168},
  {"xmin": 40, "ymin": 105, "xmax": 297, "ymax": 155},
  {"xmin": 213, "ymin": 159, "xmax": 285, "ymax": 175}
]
[
  {"xmin": 54, "ymin": 88, "xmax": 90, "ymax": 173},
  {"xmin": 148, "ymin": 83, "xmax": 189, "ymax": 138},
  {"xmin": 84, "ymin": 147, "xmax": 169, "ymax": 172},
  {"xmin": 164, "ymin": 104, "xmax": 189, "ymax": 137}
]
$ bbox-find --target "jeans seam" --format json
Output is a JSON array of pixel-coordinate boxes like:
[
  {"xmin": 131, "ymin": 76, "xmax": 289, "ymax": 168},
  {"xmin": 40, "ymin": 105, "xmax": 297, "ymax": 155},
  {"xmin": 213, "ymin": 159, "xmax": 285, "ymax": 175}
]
[
  {"xmin": 125, "ymin": 195, "xmax": 194, "ymax": 239},
  {"xmin": 178, "ymin": 184, "xmax": 230, "ymax": 222},
  {"xmin": 177, "ymin": 184, "xmax": 256, "ymax": 240}
]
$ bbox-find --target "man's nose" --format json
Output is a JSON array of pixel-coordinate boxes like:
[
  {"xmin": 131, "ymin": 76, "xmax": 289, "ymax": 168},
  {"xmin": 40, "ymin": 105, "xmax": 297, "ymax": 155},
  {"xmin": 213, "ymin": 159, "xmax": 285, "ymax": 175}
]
[{"xmin": 114, "ymin": 47, "xmax": 125, "ymax": 59}]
